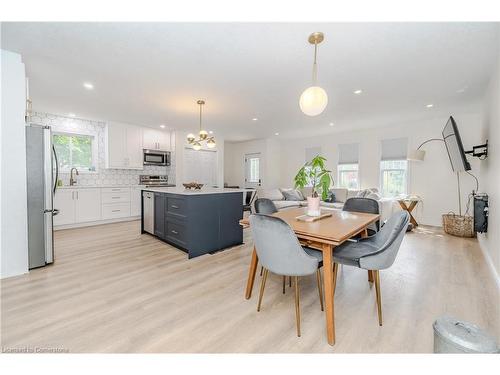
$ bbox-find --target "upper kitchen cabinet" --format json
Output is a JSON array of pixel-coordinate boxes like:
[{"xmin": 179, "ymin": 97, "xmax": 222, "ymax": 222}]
[
  {"xmin": 105, "ymin": 122, "xmax": 143, "ymax": 169},
  {"xmin": 143, "ymin": 128, "xmax": 171, "ymax": 151}
]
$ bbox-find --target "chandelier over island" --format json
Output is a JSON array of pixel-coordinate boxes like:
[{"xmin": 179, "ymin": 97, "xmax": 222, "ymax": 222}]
[
  {"xmin": 299, "ymin": 32, "xmax": 328, "ymax": 117},
  {"xmin": 186, "ymin": 99, "xmax": 216, "ymax": 151}
]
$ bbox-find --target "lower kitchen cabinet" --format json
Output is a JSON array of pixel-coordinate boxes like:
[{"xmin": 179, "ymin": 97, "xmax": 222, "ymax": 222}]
[
  {"xmin": 130, "ymin": 187, "xmax": 142, "ymax": 216},
  {"xmin": 154, "ymin": 193, "xmax": 166, "ymax": 239},
  {"xmin": 54, "ymin": 188, "xmax": 101, "ymax": 225},
  {"xmin": 75, "ymin": 188, "xmax": 101, "ymax": 222}
]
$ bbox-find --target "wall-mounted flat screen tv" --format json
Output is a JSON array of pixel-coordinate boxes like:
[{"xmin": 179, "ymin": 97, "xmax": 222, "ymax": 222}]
[{"xmin": 442, "ymin": 116, "xmax": 471, "ymax": 172}]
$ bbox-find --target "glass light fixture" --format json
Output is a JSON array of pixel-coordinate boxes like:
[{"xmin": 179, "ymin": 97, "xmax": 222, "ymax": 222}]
[
  {"xmin": 207, "ymin": 138, "xmax": 216, "ymax": 148},
  {"xmin": 186, "ymin": 100, "xmax": 216, "ymax": 150},
  {"xmin": 300, "ymin": 32, "xmax": 328, "ymax": 117}
]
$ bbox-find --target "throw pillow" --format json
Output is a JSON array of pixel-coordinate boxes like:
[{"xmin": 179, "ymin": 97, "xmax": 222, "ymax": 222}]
[
  {"xmin": 281, "ymin": 189, "xmax": 304, "ymax": 201},
  {"xmin": 258, "ymin": 188, "xmax": 284, "ymax": 201},
  {"xmin": 324, "ymin": 190, "xmax": 336, "ymax": 203},
  {"xmin": 366, "ymin": 192, "xmax": 382, "ymax": 201}
]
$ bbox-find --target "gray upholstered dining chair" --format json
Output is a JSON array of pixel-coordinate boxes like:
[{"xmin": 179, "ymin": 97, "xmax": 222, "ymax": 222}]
[
  {"xmin": 254, "ymin": 198, "xmax": 279, "ymax": 277},
  {"xmin": 331, "ymin": 211, "xmax": 410, "ymax": 326},
  {"xmin": 254, "ymin": 198, "xmax": 278, "ymax": 215},
  {"xmin": 249, "ymin": 214, "xmax": 324, "ymax": 337},
  {"xmin": 343, "ymin": 197, "xmax": 380, "ymax": 236}
]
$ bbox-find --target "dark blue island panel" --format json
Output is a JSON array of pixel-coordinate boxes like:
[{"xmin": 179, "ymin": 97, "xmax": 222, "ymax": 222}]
[{"xmin": 142, "ymin": 191, "xmax": 243, "ymax": 258}]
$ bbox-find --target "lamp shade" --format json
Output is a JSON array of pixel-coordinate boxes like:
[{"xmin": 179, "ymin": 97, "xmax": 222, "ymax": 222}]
[
  {"xmin": 299, "ymin": 86, "xmax": 328, "ymax": 116},
  {"xmin": 407, "ymin": 149, "xmax": 426, "ymax": 161}
]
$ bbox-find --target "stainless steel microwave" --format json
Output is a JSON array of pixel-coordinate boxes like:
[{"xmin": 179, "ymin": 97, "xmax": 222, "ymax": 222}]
[{"xmin": 143, "ymin": 149, "xmax": 171, "ymax": 166}]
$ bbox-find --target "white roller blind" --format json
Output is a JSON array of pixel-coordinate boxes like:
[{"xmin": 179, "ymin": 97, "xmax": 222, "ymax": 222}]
[
  {"xmin": 381, "ymin": 138, "xmax": 408, "ymax": 161},
  {"xmin": 338, "ymin": 143, "xmax": 359, "ymax": 164},
  {"xmin": 305, "ymin": 147, "xmax": 322, "ymax": 162}
]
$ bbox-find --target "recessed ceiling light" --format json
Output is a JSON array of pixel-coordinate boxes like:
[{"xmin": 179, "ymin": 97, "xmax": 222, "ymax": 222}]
[
  {"xmin": 159, "ymin": 124, "xmax": 166, "ymax": 129},
  {"xmin": 68, "ymin": 113, "xmax": 76, "ymax": 117},
  {"xmin": 209, "ymin": 130, "xmax": 214, "ymax": 134},
  {"xmin": 252, "ymin": 118, "xmax": 258, "ymax": 121},
  {"xmin": 83, "ymin": 82, "xmax": 94, "ymax": 90},
  {"xmin": 426, "ymin": 104, "xmax": 434, "ymax": 108},
  {"xmin": 329, "ymin": 122, "xmax": 334, "ymax": 127},
  {"xmin": 274, "ymin": 132, "xmax": 279, "ymax": 136},
  {"xmin": 353, "ymin": 89, "xmax": 363, "ymax": 95}
]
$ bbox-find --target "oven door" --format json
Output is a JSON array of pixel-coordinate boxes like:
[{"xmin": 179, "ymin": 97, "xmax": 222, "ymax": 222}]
[{"xmin": 143, "ymin": 150, "xmax": 167, "ymax": 166}]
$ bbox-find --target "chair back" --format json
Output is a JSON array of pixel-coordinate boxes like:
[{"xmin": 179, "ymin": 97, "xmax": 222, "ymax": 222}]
[
  {"xmin": 249, "ymin": 214, "xmax": 319, "ymax": 276},
  {"xmin": 254, "ymin": 198, "xmax": 278, "ymax": 215},
  {"xmin": 358, "ymin": 211, "xmax": 410, "ymax": 270},
  {"xmin": 343, "ymin": 197, "xmax": 380, "ymax": 232}
]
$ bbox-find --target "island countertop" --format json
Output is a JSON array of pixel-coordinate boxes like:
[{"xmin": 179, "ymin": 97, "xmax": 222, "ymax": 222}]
[{"xmin": 141, "ymin": 187, "xmax": 249, "ymax": 195}]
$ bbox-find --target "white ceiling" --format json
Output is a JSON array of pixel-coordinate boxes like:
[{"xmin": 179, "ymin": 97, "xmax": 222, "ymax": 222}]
[{"xmin": 2, "ymin": 22, "xmax": 499, "ymax": 141}]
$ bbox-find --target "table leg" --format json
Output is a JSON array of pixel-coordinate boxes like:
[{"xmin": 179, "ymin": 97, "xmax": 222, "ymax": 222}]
[
  {"xmin": 407, "ymin": 201, "xmax": 419, "ymax": 227},
  {"xmin": 322, "ymin": 243, "xmax": 336, "ymax": 346},
  {"xmin": 245, "ymin": 246, "xmax": 259, "ymax": 299}
]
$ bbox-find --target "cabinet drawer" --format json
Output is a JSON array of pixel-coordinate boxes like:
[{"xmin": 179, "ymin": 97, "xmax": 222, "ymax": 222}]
[
  {"xmin": 102, "ymin": 191, "xmax": 131, "ymax": 204},
  {"xmin": 102, "ymin": 203, "xmax": 131, "ymax": 219},
  {"xmin": 167, "ymin": 197, "xmax": 187, "ymax": 216},
  {"xmin": 101, "ymin": 187, "xmax": 130, "ymax": 194},
  {"xmin": 166, "ymin": 220, "xmax": 187, "ymax": 246}
]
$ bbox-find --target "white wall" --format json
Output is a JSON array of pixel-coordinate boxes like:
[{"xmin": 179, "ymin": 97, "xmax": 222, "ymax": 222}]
[
  {"xmin": 224, "ymin": 138, "xmax": 281, "ymax": 189},
  {"xmin": 175, "ymin": 130, "xmax": 224, "ymax": 188},
  {"xmin": 1, "ymin": 50, "xmax": 29, "ymax": 278},
  {"xmin": 478, "ymin": 52, "xmax": 500, "ymax": 283}
]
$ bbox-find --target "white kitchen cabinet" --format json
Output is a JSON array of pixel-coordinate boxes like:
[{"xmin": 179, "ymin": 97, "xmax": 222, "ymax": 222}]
[
  {"xmin": 130, "ymin": 187, "xmax": 142, "ymax": 216},
  {"xmin": 143, "ymin": 128, "xmax": 171, "ymax": 151},
  {"xmin": 105, "ymin": 122, "xmax": 143, "ymax": 169},
  {"xmin": 75, "ymin": 188, "xmax": 101, "ymax": 223},
  {"xmin": 54, "ymin": 188, "xmax": 101, "ymax": 225},
  {"xmin": 53, "ymin": 189, "xmax": 76, "ymax": 225}
]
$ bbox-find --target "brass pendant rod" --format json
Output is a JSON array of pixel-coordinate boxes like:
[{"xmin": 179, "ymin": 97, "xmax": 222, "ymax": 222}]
[{"xmin": 312, "ymin": 41, "xmax": 318, "ymax": 86}]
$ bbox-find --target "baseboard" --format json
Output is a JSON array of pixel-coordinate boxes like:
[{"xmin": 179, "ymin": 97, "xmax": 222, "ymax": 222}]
[
  {"xmin": 478, "ymin": 238, "xmax": 500, "ymax": 291},
  {"xmin": 54, "ymin": 216, "xmax": 140, "ymax": 230}
]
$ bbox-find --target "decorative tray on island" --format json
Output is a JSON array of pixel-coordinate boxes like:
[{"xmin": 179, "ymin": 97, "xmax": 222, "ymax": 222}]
[
  {"xmin": 183, "ymin": 182, "xmax": 204, "ymax": 190},
  {"xmin": 296, "ymin": 211, "xmax": 332, "ymax": 222}
]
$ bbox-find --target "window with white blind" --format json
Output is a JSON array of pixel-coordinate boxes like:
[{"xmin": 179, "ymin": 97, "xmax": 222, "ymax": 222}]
[
  {"xmin": 380, "ymin": 138, "xmax": 408, "ymax": 197},
  {"xmin": 337, "ymin": 143, "xmax": 359, "ymax": 189}
]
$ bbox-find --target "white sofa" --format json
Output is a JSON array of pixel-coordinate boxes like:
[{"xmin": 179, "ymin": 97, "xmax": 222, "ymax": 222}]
[{"xmin": 253, "ymin": 187, "xmax": 400, "ymax": 224}]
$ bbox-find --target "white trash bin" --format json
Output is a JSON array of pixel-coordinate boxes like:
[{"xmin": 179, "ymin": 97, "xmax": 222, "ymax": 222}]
[{"xmin": 433, "ymin": 316, "xmax": 498, "ymax": 353}]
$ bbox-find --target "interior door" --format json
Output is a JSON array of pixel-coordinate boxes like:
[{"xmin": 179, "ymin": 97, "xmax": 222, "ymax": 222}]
[{"xmin": 245, "ymin": 153, "xmax": 262, "ymax": 188}]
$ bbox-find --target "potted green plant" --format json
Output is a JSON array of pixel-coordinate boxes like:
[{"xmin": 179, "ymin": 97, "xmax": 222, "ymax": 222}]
[{"xmin": 294, "ymin": 155, "xmax": 333, "ymax": 216}]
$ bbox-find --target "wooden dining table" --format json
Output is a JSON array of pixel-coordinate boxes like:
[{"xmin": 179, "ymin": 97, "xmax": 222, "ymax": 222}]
[{"xmin": 240, "ymin": 207, "xmax": 380, "ymax": 346}]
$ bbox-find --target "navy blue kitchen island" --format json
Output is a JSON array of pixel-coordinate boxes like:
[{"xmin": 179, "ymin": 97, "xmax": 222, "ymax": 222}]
[{"xmin": 141, "ymin": 187, "xmax": 245, "ymax": 258}]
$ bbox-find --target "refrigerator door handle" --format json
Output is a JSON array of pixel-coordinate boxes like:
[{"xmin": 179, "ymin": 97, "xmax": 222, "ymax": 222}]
[{"xmin": 52, "ymin": 145, "xmax": 59, "ymax": 194}]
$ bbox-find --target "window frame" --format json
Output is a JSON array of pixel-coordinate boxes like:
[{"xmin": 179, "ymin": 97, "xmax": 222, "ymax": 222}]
[
  {"xmin": 52, "ymin": 130, "xmax": 98, "ymax": 173},
  {"xmin": 379, "ymin": 159, "xmax": 409, "ymax": 197},
  {"xmin": 337, "ymin": 163, "xmax": 360, "ymax": 190}
]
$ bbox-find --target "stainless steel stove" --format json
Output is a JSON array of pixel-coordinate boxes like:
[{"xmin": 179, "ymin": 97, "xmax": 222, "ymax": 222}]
[{"xmin": 139, "ymin": 175, "xmax": 175, "ymax": 187}]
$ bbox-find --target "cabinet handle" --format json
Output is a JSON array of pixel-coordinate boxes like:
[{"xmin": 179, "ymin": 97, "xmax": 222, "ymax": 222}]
[
  {"xmin": 76, "ymin": 191, "xmax": 79, "ymax": 199},
  {"xmin": 171, "ymin": 205, "xmax": 179, "ymax": 209},
  {"xmin": 112, "ymin": 210, "xmax": 120, "ymax": 212},
  {"xmin": 112, "ymin": 196, "xmax": 120, "ymax": 199},
  {"xmin": 171, "ymin": 230, "xmax": 178, "ymax": 235},
  {"xmin": 112, "ymin": 189, "xmax": 120, "ymax": 191}
]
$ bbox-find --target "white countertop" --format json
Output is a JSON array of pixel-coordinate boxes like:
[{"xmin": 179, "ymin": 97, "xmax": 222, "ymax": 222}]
[
  {"xmin": 142, "ymin": 187, "xmax": 248, "ymax": 195},
  {"xmin": 58, "ymin": 184, "xmax": 163, "ymax": 189}
]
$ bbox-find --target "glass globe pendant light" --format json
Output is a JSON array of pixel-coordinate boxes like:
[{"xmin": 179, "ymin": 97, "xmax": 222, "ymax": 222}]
[
  {"xmin": 186, "ymin": 99, "xmax": 216, "ymax": 150},
  {"xmin": 299, "ymin": 32, "xmax": 328, "ymax": 116}
]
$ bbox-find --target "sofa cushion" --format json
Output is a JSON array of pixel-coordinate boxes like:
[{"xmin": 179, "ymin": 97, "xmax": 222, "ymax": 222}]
[
  {"xmin": 347, "ymin": 190, "xmax": 360, "ymax": 200},
  {"xmin": 257, "ymin": 188, "xmax": 284, "ymax": 201},
  {"xmin": 280, "ymin": 188, "xmax": 304, "ymax": 201},
  {"xmin": 320, "ymin": 201, "xmax": 344, "ymax": 209},
  {"xmin": 330, "ymin": 188, "xmax": 348, "ymax": 203},
  {"xmin": 273, "ymin": 200, "xmax": 302, "ymax": 210},
  {"xmin": 366, "ymin": 192, "xmax": 382, "ymax": 201}
]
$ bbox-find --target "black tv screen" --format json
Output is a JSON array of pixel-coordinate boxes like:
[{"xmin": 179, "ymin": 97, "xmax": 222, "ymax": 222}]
[{"xmin": 442, "ymin": 116, "xmax": 471, "ymax": 172}]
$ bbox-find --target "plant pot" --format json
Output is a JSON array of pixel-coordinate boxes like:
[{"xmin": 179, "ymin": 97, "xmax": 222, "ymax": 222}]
[{"xmin": 307, "ymin": 196, "xmax": 321, "ymax": 217}]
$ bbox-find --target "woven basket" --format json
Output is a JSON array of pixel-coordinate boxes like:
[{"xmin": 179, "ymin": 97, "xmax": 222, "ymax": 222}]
[{"xmin": 442, "ymin": 214, "xmax": 475, "ymax": 238}]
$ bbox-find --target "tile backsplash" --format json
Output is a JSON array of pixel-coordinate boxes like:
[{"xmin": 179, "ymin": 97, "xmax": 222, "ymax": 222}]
[{"xmin": 30, "ymin": 112, "xmax": 175, "ymax": 186}]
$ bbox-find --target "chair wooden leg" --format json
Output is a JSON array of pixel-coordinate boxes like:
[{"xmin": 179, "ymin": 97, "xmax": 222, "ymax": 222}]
[
  {"xmin": 282, "ymin": 275, "xmax": 286, "ymax": 294},
  {"xmin": 332, "ymin": 263, "xmax": 339, "ymax": 296},
  {"xmin": 374, "ymin": 270, "xmax": 383, "ymax": 326},
  {"xmin": 257, "ymin": 268, "xmax": 268, "ymax": 312},
  {"xmin": 294, "ymin": 276, "xmax": 301, "ymax": 337},
  {"xmin": 316, "ymin": 269, "xmax": 324, "ymax": 311},
  {"xmin": 368, "ymin": 270, "xmax": 374, "ymax": 283},
  {"xmin": 260, "ymin": 266, "xmax": 263, "ymax": 276}
]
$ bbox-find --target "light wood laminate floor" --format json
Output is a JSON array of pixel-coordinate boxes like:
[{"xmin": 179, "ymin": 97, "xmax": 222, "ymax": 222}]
[{"xmin": 1, "ymin": 220, "xmax": 499, "ymax": 353}]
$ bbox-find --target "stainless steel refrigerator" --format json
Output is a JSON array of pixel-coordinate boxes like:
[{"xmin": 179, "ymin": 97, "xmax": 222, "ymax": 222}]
[{"xmin": 26, "ymin": 124, "xmax": 59, "ymax": 269}]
